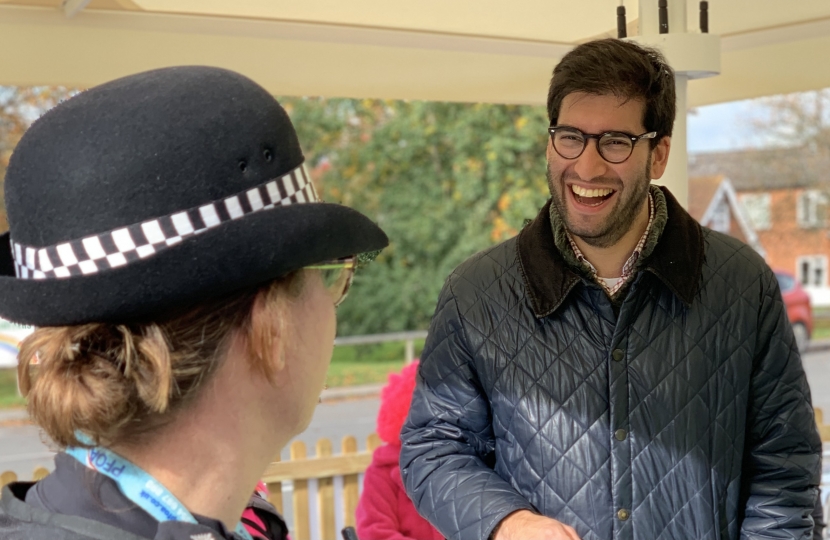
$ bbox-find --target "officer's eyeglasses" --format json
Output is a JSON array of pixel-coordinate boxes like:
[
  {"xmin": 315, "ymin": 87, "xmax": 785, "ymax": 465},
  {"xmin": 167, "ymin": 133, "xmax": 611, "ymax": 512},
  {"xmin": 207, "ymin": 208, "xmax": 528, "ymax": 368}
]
[
  {"xmin": 305, "ymin": 256, "xmax": 356, "ymax": 307},
  {"xmin": 548, "ymin": 125, "xmax": 657, "ymax": 164}
]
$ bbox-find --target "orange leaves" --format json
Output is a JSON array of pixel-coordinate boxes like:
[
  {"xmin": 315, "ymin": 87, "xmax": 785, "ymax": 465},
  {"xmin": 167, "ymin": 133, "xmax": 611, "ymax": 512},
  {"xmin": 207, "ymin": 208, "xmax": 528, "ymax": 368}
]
[
  {"xmin": 0, "ymin": 86, "xmax": 77, "ymax": 233},
  {"xmin": 490, "ymin": 216, "xmax": 517, "ymax": 242},
  {"xmin": 464, "ymin": 157, "xmax": 483, "ymax": 173},
  {"xmin": 497, "ymin": 193, "xmax": 511, "ymax": 212},
  {"xmin": 0, "ymin": 86, "xmax": 76, "ymax": 155},
  {"xmin": 491, "ymin": 194, "xmax": 518, "ymax": 241}
]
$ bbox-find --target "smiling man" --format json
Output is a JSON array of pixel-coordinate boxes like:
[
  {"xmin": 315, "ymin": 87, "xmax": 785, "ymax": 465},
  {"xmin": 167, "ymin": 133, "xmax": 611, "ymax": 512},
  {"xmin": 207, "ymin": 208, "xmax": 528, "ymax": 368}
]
[{"xmin": 400, "ymin": 39, "xmax": 821, "ymax": 540}]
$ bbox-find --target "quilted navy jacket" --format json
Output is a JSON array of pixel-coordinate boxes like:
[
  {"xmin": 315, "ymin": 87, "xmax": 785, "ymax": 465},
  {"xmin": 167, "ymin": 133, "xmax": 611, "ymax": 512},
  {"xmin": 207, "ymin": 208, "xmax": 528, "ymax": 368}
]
[{"xmin": 400, "ymin": 188, "xmax": 821, "ymax": 540}]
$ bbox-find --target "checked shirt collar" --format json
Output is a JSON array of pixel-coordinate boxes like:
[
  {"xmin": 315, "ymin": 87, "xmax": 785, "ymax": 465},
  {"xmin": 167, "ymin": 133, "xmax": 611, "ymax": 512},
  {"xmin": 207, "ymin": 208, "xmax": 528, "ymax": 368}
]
[{"xmin": 566, "ymin": 191, "xmax": 655, "ymax": 297}]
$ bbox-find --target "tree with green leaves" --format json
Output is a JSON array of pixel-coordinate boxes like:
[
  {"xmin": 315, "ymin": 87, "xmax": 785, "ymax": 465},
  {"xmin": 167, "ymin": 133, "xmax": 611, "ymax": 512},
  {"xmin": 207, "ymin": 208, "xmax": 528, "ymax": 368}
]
[{"xmin": 282, "ymin": 97, "xmax": 550, "ymax": 335}]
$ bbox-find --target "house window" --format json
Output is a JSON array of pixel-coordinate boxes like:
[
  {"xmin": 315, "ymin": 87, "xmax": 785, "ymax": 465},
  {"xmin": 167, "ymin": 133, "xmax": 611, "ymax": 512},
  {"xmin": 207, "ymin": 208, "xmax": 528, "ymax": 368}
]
[
  {"xmin": 739, "ymin": 193, "xmax": 771, "ymax": 230},
  {"xmin": 710, "ymin": 199, "xmax": 730, "ymax": 233},
  {"xmin": 797, "ymin": 190, "xmax": 828, "ymax": 228},
  {"xmin": 797, "ymin": 255, "xmax": 828, "ymax": 288}
]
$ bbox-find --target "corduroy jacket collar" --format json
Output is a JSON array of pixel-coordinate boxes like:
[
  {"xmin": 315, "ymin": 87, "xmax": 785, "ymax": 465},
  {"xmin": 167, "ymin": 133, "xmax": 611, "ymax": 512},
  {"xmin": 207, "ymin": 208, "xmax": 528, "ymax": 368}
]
[{"xmin": 516, "ymin": 186, "xmax": 704, "ymax": 318}]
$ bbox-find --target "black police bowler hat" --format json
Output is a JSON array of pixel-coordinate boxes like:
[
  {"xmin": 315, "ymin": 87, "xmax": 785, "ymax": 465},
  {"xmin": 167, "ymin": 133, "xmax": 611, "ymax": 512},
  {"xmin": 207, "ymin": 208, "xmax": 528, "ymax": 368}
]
[{"xmin": 0, "ymin": 66, "xmax": 388, "ymax": 326}]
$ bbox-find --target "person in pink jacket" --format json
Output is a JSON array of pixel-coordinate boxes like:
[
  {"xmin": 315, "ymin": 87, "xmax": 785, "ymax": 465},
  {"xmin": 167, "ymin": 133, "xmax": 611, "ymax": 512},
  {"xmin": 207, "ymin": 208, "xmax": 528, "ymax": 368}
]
[{"xmin": 356, "ymin": 361, "xmax": 444, "ymax": 540}]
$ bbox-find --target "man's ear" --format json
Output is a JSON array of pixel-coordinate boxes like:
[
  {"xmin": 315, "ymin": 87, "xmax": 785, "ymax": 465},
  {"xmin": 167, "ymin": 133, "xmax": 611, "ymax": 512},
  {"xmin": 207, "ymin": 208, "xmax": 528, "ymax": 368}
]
[{"xmin": 649, "ymin": 136, "xmax": 671, "ymax": 180}]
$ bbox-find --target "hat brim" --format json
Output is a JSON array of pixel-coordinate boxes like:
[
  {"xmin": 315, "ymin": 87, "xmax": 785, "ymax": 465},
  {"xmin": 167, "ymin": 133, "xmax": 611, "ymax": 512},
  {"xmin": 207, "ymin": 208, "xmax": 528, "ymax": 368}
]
[{"xmin": 0, "ymin": 203, "xmax": 388, "ymax": 326}]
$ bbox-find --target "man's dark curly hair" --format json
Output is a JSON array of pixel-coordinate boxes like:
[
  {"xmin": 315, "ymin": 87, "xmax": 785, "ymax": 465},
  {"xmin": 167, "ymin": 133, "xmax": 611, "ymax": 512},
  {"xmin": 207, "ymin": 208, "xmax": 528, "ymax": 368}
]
[{"xmin": 547, "ymin": 39, "xmax": 676, "ymax": 148}]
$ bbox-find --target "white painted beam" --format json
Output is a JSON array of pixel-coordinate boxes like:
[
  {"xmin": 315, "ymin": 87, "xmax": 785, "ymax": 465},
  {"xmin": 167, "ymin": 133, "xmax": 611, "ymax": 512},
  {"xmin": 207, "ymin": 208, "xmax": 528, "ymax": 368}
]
[{"xmin": 61, "ymin": 0, "xmax": 91, "ymax": 19}]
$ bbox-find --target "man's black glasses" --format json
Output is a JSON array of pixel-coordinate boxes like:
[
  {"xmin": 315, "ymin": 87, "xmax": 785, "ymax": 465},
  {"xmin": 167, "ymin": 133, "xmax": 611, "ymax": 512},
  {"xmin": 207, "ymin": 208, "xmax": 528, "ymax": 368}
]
[{"xmin": 548, "ymin": 125, "xmax": 657, "ymax": 164}]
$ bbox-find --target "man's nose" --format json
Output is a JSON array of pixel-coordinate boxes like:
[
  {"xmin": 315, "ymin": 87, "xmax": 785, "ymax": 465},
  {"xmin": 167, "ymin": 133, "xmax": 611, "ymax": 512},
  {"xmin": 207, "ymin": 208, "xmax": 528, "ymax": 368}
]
[{"xmin": 573, "ymin": 139, "xmax": 608, "ymax": 180}]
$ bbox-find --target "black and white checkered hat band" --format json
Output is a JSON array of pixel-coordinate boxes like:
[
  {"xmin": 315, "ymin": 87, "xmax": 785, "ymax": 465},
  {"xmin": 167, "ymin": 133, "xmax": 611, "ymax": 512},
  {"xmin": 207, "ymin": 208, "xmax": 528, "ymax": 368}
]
[{"xmin": 11, "ymin": 164, "xmax": 318, "ymax": 280}]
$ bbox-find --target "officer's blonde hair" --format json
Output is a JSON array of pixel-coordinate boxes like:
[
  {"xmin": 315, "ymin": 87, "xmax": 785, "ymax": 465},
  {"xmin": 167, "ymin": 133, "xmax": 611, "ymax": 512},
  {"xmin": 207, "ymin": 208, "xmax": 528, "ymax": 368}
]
[{"xmin": 17, "ymin": 271, "xmax": 305, "ymax": 449}]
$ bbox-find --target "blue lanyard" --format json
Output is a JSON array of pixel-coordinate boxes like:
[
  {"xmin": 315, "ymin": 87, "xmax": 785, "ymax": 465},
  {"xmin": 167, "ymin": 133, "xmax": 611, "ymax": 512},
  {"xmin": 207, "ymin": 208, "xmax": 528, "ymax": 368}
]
[{"xmin": 65, "ymin": 445, "xmax": 254, "ymax": 540}]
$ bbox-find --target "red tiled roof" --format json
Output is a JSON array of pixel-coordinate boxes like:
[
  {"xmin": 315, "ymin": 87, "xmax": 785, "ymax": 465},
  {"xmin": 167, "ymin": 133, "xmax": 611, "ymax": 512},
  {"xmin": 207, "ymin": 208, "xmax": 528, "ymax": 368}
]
[
  {"xmin": 688, "ymin": 175, "xmax": 724, "ymax": 222},
  {"xmin": 689, "ymin": 146, "xmax": 829, "ymax": 191}
]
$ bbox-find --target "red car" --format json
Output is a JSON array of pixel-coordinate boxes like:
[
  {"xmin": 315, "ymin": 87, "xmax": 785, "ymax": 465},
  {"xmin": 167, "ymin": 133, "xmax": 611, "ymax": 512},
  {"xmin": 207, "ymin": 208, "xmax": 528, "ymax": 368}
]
[{"xmin": 775, "ymin": 270, "xmax": 813, "ymax": 352}]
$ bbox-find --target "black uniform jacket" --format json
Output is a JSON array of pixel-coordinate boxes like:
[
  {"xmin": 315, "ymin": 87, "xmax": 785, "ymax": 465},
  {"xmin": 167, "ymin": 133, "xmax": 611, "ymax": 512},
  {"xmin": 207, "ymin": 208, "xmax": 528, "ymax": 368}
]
[{"xmin": 0, "ymin": 452, "xmax": 288, "ymax": 540}]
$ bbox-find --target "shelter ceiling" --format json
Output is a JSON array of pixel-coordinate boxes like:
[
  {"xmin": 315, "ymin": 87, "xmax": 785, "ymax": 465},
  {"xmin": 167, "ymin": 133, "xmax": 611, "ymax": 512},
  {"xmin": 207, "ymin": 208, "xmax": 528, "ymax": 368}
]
[{"xmin": 1, "ymin": 1, "xmax": 829, "ymax": 107}]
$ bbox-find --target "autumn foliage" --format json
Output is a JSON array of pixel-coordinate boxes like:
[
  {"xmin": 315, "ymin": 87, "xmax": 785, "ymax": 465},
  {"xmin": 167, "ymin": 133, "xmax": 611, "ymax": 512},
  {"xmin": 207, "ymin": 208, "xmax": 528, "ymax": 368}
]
[
  {"xmin": 0, "ymin": 86, "xmax": 75, "ymax": 231},
  {"xmin": 282, "ymin": 97, "xmax": 550, "ymax": 335}
]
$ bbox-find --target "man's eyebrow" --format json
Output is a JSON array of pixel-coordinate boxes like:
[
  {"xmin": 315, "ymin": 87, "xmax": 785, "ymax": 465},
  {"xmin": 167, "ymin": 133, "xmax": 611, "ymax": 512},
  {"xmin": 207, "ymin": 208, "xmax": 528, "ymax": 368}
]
[{"xmin": 555, "ymin": 123, "xmax": 646, "ymax": 134}]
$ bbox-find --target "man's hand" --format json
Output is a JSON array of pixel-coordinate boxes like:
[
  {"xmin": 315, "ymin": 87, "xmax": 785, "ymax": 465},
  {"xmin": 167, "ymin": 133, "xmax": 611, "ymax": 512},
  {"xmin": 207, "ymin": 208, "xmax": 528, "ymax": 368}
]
[{"xmin": 492, "ymin": 510, "xmax": 581, "ymax": 540}]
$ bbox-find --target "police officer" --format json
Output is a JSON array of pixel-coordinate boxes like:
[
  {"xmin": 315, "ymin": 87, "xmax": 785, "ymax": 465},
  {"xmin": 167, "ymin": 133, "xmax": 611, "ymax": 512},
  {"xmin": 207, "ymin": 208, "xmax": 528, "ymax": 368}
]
[{"xmin": 0, "ymin": 66, "xmax": 388, "ymax": 540}]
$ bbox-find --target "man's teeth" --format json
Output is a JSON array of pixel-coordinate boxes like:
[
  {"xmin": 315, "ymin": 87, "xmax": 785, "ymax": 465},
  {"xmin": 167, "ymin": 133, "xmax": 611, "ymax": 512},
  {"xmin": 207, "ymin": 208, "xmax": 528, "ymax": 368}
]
[{"xmin": 571, "ymin": 185, "xmax": 614, "ymax": 198}]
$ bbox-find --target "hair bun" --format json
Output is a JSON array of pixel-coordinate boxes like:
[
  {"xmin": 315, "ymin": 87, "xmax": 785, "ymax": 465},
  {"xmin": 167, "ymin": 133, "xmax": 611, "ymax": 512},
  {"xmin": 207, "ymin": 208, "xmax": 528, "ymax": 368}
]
[{"xmin": 18, "ymin": 323, "xmax": 173, "ymax": 448}]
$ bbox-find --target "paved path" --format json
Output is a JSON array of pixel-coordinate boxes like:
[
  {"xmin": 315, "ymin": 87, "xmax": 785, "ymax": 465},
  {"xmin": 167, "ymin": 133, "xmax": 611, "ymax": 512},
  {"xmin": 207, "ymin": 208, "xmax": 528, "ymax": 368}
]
[
  {"xmin": 284, "ymin": 396, "xmax": 380, "ymax": 459},
  {"xmin": 0, "ymin": 421, "xmax": 56, "ymax": 480}
]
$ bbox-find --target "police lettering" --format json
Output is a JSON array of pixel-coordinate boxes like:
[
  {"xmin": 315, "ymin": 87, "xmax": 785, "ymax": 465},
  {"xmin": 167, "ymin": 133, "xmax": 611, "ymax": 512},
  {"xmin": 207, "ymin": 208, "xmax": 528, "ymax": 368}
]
[
  {"xmin": 87, "ymin": 449, "xmax": 126, "ymax": 477},
  {"xmin": 89, "ymin": 448, "xmax": 106, "ymax": 469},
  {"xmin": 70, "ymin": 448, "xmax": 209, "ymax": 527},
  {"xmin": 102, "ymin": 458, "xmax": 125, "ymax": 477}
]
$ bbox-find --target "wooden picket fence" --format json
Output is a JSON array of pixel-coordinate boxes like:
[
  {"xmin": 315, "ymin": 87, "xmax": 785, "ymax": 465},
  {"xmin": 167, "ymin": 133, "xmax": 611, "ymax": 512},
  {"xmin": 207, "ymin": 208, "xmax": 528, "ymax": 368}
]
[
  {"xmin": 815, "ymin": 408, "xmax": 830, "ymax": 442},
  {"xmin": 0, "ymin": 465, "xmax": 49, "ymax": 487},
  {"xmin": 5, "ymin": 408, "xmax": 830, "ymax": 540},
  {"xmin": 262, "ymin": 434, "xmax": 382, "ymax": 540}
]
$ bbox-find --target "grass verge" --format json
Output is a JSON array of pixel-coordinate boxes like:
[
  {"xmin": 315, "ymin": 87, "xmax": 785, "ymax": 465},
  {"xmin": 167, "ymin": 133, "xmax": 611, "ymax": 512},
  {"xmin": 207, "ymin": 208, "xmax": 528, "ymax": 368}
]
[
  {"xmin": 326, "ymin": 339, "xmax": 425, "ymax": 388},
  {"xmin": 814, "ymin": 327, "xmax": 830, "ymax": 340},
  {"xmin": 0, "ymin": 368, "xmax": 24, "ymax": 409},
  {"xmin": 326, "ymin": 359, "xmax": 407, "ymax": 388}
]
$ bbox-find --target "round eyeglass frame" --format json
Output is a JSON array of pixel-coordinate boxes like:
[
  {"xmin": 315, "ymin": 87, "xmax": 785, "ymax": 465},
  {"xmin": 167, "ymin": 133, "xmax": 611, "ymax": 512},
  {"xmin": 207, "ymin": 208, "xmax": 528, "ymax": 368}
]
[
  {"xmin": 548, "ymin": 125, "xmax": 657, "ymax": 164},
  {"xmin": 305, "ymin": 256, "xmax": 356, "ymax": 307}
]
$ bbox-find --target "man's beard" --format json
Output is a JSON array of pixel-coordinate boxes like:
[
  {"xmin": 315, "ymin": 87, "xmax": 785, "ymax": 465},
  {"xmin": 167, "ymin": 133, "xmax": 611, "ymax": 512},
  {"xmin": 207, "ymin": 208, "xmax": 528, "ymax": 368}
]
[{"xmin": 547, "ymin": 160, "xmax": 652, "ymax": 249}]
